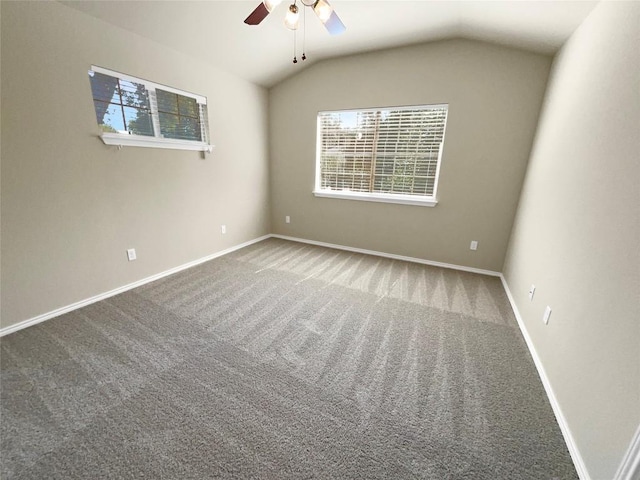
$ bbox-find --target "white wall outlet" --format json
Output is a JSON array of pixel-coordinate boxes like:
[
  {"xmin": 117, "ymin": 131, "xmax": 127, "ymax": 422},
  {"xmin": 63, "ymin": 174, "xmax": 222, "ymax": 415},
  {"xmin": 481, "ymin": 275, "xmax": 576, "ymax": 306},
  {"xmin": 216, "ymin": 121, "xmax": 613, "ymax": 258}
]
[
  {"xmin": 543, "ymin": 306, "xmax": 552, "ymax": 325},
  {"xmin": 221, "ymin": 225, "xmax": 227, "ymax": 234},
  {"xmin": 529, "ymin": 285, "xmax": 536, "ymax": 301},
  {"xmin": 285, "ymin": 215, "xmax": 291, "ymax": 224},
  {"xmin": 127, "ymin": 248, "xmax": 137, "ymax": 261},
  {"xmin": 470, "ymin": 240, "xmax": 478, "ymax": 251}
]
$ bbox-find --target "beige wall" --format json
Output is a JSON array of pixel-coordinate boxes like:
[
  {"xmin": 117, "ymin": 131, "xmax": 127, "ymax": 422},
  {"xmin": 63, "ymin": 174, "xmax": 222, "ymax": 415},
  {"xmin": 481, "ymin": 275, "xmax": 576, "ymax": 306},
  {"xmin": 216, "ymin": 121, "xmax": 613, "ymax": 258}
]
[
  {"xmin": 0, "ymin": 1, "xmax": 270, "ymax": 329},
  {"xmin": 503, "ymin": 2, "xmax": 640, "ymax": 479},
  {"xmin": 269, "ymin": 39, "xmax": 551, "ymax": 272}
]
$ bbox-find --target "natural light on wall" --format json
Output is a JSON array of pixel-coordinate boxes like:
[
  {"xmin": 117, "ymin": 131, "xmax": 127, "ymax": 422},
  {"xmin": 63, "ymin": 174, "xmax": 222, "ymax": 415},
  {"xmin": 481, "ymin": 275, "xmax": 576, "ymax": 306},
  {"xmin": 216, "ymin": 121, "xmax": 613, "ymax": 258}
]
[
  {"xmin": 314, "ymin": 104, "xmax": 449, "ymax": 207},
  {"xmin": 88, "ymin": 66, "xmax": 213, "ymax": 152}
]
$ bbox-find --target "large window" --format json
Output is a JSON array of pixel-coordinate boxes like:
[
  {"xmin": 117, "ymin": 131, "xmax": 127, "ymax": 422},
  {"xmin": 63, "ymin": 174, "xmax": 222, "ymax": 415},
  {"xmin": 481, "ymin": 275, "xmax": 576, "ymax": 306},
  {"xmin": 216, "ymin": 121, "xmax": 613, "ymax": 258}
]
[
  {"xmin": 314, "ymin": 105, "xmax": 448, "ymax": 206},
  {"xmin": 88, "ymin": 66, "xmax": 212, "ymax": 152}
]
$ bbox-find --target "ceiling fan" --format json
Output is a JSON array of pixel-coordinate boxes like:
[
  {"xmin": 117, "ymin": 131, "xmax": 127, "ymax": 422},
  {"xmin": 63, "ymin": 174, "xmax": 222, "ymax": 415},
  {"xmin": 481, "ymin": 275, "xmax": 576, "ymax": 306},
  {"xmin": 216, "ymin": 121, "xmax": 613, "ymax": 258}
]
[{"xmin": 244, "ymin": 0, "xmax": 346, "ymax": 36}]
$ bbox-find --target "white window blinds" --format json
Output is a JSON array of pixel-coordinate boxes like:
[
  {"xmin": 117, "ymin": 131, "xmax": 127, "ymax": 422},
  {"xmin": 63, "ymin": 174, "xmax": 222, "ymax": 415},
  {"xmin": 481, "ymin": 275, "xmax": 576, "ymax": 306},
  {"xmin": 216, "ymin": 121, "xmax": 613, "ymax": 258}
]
[
  {"xmin": 88, "ymin": 66, "xmax": 212, "ymax": 152},
  {"xmin": 316, "ymin": 105, "xmax": 448, "ymax": 204}
]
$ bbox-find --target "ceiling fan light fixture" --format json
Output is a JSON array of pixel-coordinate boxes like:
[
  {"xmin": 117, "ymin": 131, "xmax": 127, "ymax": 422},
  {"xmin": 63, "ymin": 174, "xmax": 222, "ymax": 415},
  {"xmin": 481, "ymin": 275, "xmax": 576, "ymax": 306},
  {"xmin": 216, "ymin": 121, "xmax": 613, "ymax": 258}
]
[
  {"xmin": 244, "ymin": 0, "xmax": 345, "ymax": 61},
  {"xmin": 263, "ymin": 0, "xmax": 282, "ymax": 13},
  {"xmin": 313, "ymin": 0, "xmax": 333, "ymax": 23},
  {"xmin": 284, "ymin": 3, "xmax": 299, "ymax": 30}
]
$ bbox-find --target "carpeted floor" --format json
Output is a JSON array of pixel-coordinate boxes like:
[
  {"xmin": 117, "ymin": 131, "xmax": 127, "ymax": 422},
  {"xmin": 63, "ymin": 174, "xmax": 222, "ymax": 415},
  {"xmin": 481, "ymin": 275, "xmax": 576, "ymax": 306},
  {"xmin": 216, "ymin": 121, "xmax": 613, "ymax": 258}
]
[{"xmin": 1, "ymin": 238, "xmax": 578, "ymax": 479}]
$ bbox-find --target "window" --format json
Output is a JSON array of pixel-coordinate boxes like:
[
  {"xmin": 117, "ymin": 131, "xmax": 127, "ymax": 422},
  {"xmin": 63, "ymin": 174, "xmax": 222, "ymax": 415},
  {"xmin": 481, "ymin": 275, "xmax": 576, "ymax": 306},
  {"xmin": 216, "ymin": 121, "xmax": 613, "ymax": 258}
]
[
  {"xmin": 156, "ymin": 90, "xmax": 202, "ymax": 142},
  {"xmin": 88, "ymin": 66, "xmax": 212, "ymax": 152},
  {"xmin": 314, "ymin": 104, "xmax": 448, "ymax": 206}
]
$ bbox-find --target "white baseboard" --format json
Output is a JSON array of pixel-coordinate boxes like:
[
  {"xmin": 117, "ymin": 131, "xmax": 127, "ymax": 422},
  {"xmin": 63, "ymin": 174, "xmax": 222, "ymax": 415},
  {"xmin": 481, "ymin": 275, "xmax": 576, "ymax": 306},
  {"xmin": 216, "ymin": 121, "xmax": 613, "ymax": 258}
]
[
  {"xmin": 0, "ymin": 235, "xmax": 271, "ymax": 337},
  {"xmin": 270, "ymin": 234, "xmax": 501, "ymax": 277},
  {"xmin": 2, "ymin": 233, "xmax": 497, "ymax": 336},
  {"xmin": 615, "ymin": 424, "xmax": 640, "ymax": 480},
  {"xmin": 499, "ymin": 274, "xmax": 591, "ymax": 480}
]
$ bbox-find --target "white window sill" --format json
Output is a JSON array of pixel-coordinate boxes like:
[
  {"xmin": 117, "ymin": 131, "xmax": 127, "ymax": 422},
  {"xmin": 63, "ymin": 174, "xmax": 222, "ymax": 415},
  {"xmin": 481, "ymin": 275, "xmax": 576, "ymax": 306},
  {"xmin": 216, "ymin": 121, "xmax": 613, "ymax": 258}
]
[
  {"xmin": 100, "ymin": 133, "xmax": 214, "ymax": 153},
  {"xmin": 313, "ymin": 190, "xmax": 438, "ymax": 207}
]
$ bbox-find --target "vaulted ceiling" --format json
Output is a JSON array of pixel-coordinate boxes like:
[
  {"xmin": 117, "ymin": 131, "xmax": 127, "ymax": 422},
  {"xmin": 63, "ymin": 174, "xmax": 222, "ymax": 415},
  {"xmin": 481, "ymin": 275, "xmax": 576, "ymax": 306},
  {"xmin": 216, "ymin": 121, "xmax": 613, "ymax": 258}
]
[{"xmin": 61, "ymin": 1, "xmax": 599, "ymax": 87}]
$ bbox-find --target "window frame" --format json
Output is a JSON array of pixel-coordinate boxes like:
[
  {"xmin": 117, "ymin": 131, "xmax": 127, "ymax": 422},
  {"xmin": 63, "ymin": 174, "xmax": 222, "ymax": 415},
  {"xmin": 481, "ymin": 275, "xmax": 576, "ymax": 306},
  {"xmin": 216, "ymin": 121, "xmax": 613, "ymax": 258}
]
[
  {"xmin": 89, "ymin": 66, "xmax": 213, "ymax": 153},
  {"xmin": 313, "ymin": 104, "xmax": 448, "ymax": 207}
]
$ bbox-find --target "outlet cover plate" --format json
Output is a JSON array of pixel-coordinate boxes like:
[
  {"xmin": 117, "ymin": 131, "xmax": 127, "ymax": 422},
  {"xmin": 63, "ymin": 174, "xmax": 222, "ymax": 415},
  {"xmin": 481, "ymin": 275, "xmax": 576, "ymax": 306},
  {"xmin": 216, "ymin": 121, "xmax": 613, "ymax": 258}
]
[
  {"xmin": 127, "ymin": 248, "xmax": 137, "ymax": 261},
  {"xmin": 543, "ymin": 306, "xmax": 552, "ymax": 325}
]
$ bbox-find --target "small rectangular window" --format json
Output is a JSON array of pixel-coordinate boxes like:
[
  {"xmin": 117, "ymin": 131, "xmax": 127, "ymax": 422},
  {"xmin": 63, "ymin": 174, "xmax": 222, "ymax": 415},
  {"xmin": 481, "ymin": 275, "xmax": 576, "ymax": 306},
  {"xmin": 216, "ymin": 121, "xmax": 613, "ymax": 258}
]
[
  {"xmin": 314, "ymin": 105, "xmax": 448, "ymax": 206},
  {"xmin": 88, "ymin": 66, "xmax": 212, "ymax": 152}
]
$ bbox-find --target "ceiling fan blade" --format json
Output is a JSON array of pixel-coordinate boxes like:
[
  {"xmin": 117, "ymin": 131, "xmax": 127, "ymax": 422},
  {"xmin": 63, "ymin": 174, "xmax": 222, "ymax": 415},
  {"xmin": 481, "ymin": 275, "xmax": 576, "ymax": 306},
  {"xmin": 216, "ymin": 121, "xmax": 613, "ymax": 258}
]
[
  {"xmin": 244, "ymin": 2, "xmax": 270, "ymax": 25},
  {"xmin": 324, "ymin": 10, "xmax": 346, "ymax": 35},
  {"xmin": 312, "ymin": 0, "xmax": 346, "ymax": 35}
]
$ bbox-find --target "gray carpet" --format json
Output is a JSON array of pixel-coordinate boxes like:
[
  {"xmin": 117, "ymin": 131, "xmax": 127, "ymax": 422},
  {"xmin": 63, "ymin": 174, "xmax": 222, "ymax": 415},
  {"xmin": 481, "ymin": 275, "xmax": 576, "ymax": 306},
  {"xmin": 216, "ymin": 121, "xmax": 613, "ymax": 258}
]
[{"xmin": 1, "ymin": 238, "xmax": 577, "ymax": 479}]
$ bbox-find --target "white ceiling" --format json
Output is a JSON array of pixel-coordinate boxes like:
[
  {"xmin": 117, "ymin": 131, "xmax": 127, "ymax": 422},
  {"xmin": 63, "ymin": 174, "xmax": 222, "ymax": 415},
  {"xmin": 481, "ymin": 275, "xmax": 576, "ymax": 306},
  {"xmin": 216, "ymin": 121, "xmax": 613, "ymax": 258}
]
[{"xmin": 61, "ymin": 0, "xmax": 599, "ymax": 88}]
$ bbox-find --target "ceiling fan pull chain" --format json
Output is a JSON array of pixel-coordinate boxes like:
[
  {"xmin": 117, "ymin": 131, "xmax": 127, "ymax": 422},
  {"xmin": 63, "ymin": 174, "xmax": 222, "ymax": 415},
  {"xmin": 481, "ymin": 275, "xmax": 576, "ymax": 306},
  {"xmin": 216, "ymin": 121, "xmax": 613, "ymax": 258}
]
[
  {"xmin": 293, "ymin": 28, "xmax": 298, "ymax": 63},
  {"xmin": 302, "ymin": 6, "xmax": 307, "ymax": 61}
]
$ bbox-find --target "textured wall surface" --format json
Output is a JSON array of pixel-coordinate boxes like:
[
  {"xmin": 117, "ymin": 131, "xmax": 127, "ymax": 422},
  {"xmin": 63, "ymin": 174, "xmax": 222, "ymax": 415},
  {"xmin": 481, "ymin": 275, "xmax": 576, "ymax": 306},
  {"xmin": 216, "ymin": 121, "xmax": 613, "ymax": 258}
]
[
  {"xmin": 1, "ymin": 1, "xmax": 270, "ymax": 329},
  {"xmin": 503, "ymin": 2, "xmax": 640, "ymax": 478}
]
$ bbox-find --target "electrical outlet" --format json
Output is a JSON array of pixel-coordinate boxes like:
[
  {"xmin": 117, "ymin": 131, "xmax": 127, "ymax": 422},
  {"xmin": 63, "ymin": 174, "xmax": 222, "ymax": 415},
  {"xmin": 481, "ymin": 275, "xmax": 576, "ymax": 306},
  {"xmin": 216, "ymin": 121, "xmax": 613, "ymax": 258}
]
[
  {"xmin": 285, "ymin": 215, "xmax": 291, "ymax": 224},
  {"xmin": 543, "ymin": 306, "xmax": 552, "ymax": 325},
  {"xmin": 529, "ymin": 285, "xmax": 536, "ymax": 301},
  {"xmin": 221, "ymin": 225, "xmax": 227, "ymax": 234},
  {"xmin": 470, "ymin": 240, "xmax": 478, "ymax": 251},
  {"xmin": 127, "ymin": 248, "xmax": 137, "ymax": 261}
]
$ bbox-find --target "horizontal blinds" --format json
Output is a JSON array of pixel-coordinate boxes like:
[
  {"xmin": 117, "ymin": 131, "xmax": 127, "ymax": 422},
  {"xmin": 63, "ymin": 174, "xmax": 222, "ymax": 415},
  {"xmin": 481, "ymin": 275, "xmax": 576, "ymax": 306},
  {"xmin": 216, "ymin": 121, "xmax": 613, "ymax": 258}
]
[
  {"xmin": 156, "ymin": 89, "xmax": 202, "ymax": 142},
  {"xmin": 318, "ymin": 106, "xmax": 448, "ymax": 197},
  {"xmin": 319, "ymin": 110, "xmax": 377, "ymax": 193},
  {"xmin": 88, "ymin": 67, "xmax": 210, "ymax": 146},
  {"xmin": 199, "ymin": 104, "xmax": 210, "ymax": 145},
  {"xmin": 89, "ymin": 71, "xmax": 154, "ymax": 136},
  {"xmin": 91, "ymin": 65, "xmax": 207, "ymax": 105}
]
